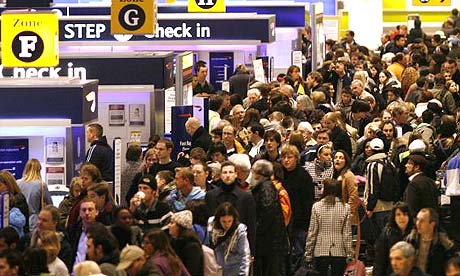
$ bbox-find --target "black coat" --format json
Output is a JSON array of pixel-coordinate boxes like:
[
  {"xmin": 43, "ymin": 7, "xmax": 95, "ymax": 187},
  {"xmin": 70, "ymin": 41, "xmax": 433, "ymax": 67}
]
[
  {"xmin": 191, "ymin": 126, "xmax": 212, "ymax": 152},
  {"xmin": 403, "ymin": 173, "xmax": 438, "ymax": 218},
  {"xmin": 205, "ymin": 181, "xmax": 257, "ymax": 254},
  {"xmin": 283, "ymin": 164, "xmax": 314, "ymax": 230},
  {"xmin": 229, "ymin": 72, "xmax": 251, "ymax": 99},
  {"xmin": 85, "ymin": 136, "xmax": 114, "ymax": 181},
  {"xmin": 171, "ymin": 232, "xmax": 204, "ymax": 276},
  {"xmin": 389, "ymin": 266, "xmax": 431, "ymax": 276},
  {"xmin": 330, "ymin": 126, "xmax": 352, "ymax": 157},
  {"xmin": 373, "ymin": 226, "xmax": 412, "ymax": 276},
  {"xmin": 251, "ymin": 179, "xmax": 289, "ymax": 255}
]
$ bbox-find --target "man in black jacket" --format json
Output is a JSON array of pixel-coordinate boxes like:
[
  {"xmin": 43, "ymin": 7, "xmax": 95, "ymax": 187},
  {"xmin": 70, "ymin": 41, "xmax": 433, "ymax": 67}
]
[
  {"xmin": 86, "ymin": 223, "xmax": 121, "ymax": 276},
  {"xmin": 403, "ymin": 154, "xmax": 438, "ymax": 218},
  {"xmin": 185, "ymin": 117, "xmax": 212, "ymax": 152},
  {"xmin": 86, "ymin": 123, "xmax": 113, "ymax": 181}
]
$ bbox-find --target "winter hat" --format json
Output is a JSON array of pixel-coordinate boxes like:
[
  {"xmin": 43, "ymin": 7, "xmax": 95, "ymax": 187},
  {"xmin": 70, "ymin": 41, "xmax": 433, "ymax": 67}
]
[
  {"xmin": 137, "ymin": 175, "xmax": 157, "ymax": 190},
  {"xmin": 171, "ymin": 210, "xmax": 193, "ymax": 229},
  {"xmin": 369, "ymin": 138, "xmax": 384, "ymax": 151},
  {"xmin": 408, "ymin": 139, "xmax": 426, "ymax": 153},
  {"xmin": 117, "ymin": 245, "xmax": 145, "ymax": 271}
]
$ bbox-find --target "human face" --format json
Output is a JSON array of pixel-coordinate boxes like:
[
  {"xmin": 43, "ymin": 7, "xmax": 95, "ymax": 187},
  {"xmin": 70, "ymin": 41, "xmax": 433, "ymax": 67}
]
[
  {"xmin": 390, "ymin": 249, "xmax": 413, "ymax": 276},
  {"xmin": 145, "ymin": 153, "xmax": 156, "ymax": 168},
  {"xmin": 321, "ymin": 119, "xmax": 335, "ymax": 130},
  {"xmin": 405, "ymin": 160, "xmax": 417, "ymax": 176},
  {"xmin": 365, "ymin": 143, "xmax": 373, "ymax": 157},
  {"xmin": 233, "ymin": 107, "xmax": 245, "ymax": 123},
  {"xmin": 318, "ymin": 147, "xmax": 332, "ymax": 162},
  {"xmin": 80, "ymin": 173, "xmax": 95, "ymax": 190},
  {"xmin": 37, "ymin": 210, "xmax": 57, "ymax": 232},
  {"xmin": 0, "ymin": 182, "xmax": 8, "ymax": 194},
  {"xmin": 220, "ymin": 165, "xmax": 237, "ymax": 185},
  {"xmin": 312, "ymin": 123, "xmax": 322, "ymax": 134},
  {"xmin": 382, "ymin": 123, "xmax": 394, "ymax": 140},
  {"xmin": 282, "ymin": 153, "xmax": 298, "ymax": 171},
  {"xmin": 86, "ymin": 127, "xmax": 96, "ymax": 143},
  {"xmin": 142, "ymin": 238, "xmax": 155, "ymax": 257},
  {"xmin": 379, "ymin": 72, "xmax": 387, "ymax": 84},
  {"xmin": 416, "ymin": 211, "xmax": 434, "ymax": 236},
  {"xmin": 211, "ymin": 134, "xmax": 222, "ymax": 143},
  {"xmin": 449, "ymin": 82, "xmax": 459, "ymax": 93},
  {"xmin": 290, "ymin": 67, "xmax": 300, "ymax": 81},
  {"xmin": 265, "ymin": 137, "xmax": 279, "ymax": 153},
  {"xmin": 395, "ymin": 209, "xmax": 409, "ymax": 231},
  {"xmin": 138, "ymin": 184, "xmax": 155, "ymax": 202},
  {"xmin": 168, "ymin": 222, "xmax": 180, "ymax": 238},
  {"xmin": 197, "ymin": 66, "xmax": 208, "ymax": 82},
  {"xmin": 220, "ymin": 215, "xmax": 234, "ymax": 231},
  {"xmin": 345, "ymin": 31, "xmax": 353, "ymax": 43},
  {"xmin": 71, "ymin": 185, "xmax": 82, "ymax": 198},
  {"xmin": 387, "ymin": 92, "xmax": 397, "ymax": 103},
  {"xmin": 333, "ymin": 152, "xmax": 346, "ymax": 171},
  {"xmin": 396, "ymin": 37, "xmax": 407, "ymax": 47},
  {"xmin": 298, "ymin": 128, "xmax": 312, "ymax": 143},
  {"xmin": 316, "ymin": 133, "xmax": 330, "ymax": 145},
  {"xmin": 174, "ymin": 175, "xmax": 189, "ymax": 191},
  {"xmin": 79, "ymin": 201, "xmax": 98, "ymax": 227},
  {"xmin": 306, "ymin": 75, "xmax": 315, "ymax": 87},
  {"xmin": 154, "ymin": 142, "xmax": 171, "ymax": 161},
  {"xmin": 0, "ymin": 257, "xmax": 18, "ymax": 276},
  {"xmin": 211, "ymin": 152, "xmax": 225, "ymax": 163},
  {"xmin": 447, "ymin": 62, "xmax": 458, "ymax": 75},
  {"xmin": 87, "ymin": 191, "xmax": 105, "ymax": 211},
  {"xmin": 192, "ymin": 164, "xmax": 208, "ymax": 187},
  {"xmin": 351, "ymin": 83, "xmax": 363, "ymax": 96},
  {"xmin": 395, "ymin": 109, "xmax": 409, "ymax": 124},
  {"xmin": 382, "ymin": 111, "xmax": 392, "ymax": 122},
  {"xmin": 116, "ymin": 209, "xmax": 133, "ymax": 227},
  {"xmin": 86, "ymin": 238, "xmax": 98, "ymax": 261},
  {"xmin": 248, "ymin": 93, "xmax": 259, "ymax": 104},
  {"xmin": 222, "ymin": 126, "xmax": 235, "ymax": 144},
  {"xmin": 341, "ymin": 93, "xmax": 352, "ymax": 105},
  {"xmin": 370, "ymin": 66, "xmax": 378, "ymax": 77},
  {"xmin": 446, "ymin": 264, "xmax": 460, "ymax": 276}
]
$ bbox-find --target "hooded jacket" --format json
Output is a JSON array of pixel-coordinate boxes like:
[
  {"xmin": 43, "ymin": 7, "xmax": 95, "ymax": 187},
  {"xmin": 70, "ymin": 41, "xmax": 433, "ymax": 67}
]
[{"xmin": 86, "ymin": 136, "xmax": 114, "ymax": 181}]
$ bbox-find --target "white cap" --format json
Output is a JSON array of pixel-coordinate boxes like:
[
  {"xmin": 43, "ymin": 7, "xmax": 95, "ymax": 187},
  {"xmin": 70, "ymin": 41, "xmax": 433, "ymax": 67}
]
[
  {"xmin": 409, "ymin": 139, "xmax": 426, "ymax": 153},
  {"xmin": 370, "ymin": 138, "xmax": 384, "ymax": 151}
]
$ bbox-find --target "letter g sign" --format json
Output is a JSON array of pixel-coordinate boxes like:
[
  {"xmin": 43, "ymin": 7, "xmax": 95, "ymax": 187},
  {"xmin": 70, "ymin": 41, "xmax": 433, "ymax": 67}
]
[{"xmin": 118, "ymin": 4, "xmax": 145, "ymax": 31}]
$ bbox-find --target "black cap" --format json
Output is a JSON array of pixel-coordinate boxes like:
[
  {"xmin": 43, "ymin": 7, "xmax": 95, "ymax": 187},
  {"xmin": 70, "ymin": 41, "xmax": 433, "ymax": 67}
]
[{"xmin": 137, "ymin": 174, "xmax": 157, "ymax": 190}]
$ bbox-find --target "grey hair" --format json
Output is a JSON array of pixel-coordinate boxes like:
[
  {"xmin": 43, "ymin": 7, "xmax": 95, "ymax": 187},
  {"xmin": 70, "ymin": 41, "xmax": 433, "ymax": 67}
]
[
  {"xmin": 228, "ymin": 154, "xmax": 251, "ymax": 172},
  {"xmin": 390, "ymin": 241, "xmax": 415, "ymax": 258},
  {"xmin": 296, "ymin": 95, "xmax": 314, "ymax": 110},
  {"xmin": 251, "ymin": 159, "xmax": 274, "ymax": 178},
  {"xmin": 351, "ymin": 79, "xmax": 364, "ymax": 88}
]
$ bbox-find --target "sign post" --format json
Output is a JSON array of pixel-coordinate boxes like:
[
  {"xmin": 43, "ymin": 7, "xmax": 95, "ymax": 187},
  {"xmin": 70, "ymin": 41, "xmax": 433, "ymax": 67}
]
[{"xmin": 1, "ymin": 10, "xmax": 59, "ymax": 67}]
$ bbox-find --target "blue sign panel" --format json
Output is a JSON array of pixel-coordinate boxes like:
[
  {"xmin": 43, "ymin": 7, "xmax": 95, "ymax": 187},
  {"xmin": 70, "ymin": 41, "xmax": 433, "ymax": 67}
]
[
  {"xmin": 209, "ymin": 52, "xmax": 234, "ymax": 91},
  {"xmin": 0, "ymin": 139, "xmax": 29, "ymax": 179},
  {"xmin": 171, "ymin": 105, "xmax": 193, "ymax": 159}
]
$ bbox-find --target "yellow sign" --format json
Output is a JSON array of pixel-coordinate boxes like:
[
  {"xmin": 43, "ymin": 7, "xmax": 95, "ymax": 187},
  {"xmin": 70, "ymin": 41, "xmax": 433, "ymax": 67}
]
[
  {"xmin": 412, "ymin": 0, "xmax": 451, "ymax": 6},
  {"xmin": 111, "ymin": 0, "xmax": 157, "ymax": 34},
  {"xmin": 188, "ymin": 0, "xmax": 225, "ymax": 13},
  {"xmin": 1, "ymin": 11, "xmax": 59, "ymax": 67}
]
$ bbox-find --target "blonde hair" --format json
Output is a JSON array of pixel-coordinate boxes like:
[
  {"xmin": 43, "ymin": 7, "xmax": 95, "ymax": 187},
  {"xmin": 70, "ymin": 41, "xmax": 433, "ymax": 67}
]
[
  {"xmin": 74, "ymin": 261, "xmax": 102, "ymax": 276},
  {"xmin": 21, "ymin": 158, "xmax": 42, "ymax": 182},
  {"xmin": 38, "ymin": 230, "xmax": 61, "ymax": 262},
  {"xmin": 0, "ymin": 170, "xmax": 21, "ymax": 194},
  {"xmin": 323, "ymin": 111, "xmax": 347, "ymax": 131}
]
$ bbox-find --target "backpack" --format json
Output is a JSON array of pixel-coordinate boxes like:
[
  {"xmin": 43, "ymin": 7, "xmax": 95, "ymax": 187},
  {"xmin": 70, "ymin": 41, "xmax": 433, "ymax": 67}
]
[
  {"xmin": 202, "ymin": 244, "xmax": 223, "ymax": 276},
  {"xmin": 376, "ymin": 158, "xmax": 400, "ymax": 202},
  {"xmin": 273, "ymin": 181, "xmax": 292, "ymax": 226}
]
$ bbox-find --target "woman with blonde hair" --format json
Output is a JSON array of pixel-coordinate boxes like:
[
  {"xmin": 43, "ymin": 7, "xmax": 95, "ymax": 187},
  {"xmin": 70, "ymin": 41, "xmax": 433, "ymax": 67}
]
[
  {"xmin": 73, "ymin": 261, "xmax": 103, "ymax": 276},
  {"xmin": 58, "ymin": 177, "xmax": 82, "ymax": 229},
  {"xmin": 17, "ymin": 159, "xmax": 52, "ymax": 231},
  {"xmin": 37, "ymin": 230, "xmax": 69, "ymax": 276},
  {"xmin": 0, "ymin": 170, "xmax": 29, "ymax": 234}
]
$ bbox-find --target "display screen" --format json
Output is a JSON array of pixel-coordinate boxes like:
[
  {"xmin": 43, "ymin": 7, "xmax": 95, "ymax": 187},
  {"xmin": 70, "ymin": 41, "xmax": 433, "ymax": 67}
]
[{"xmin": 0, "ymin": 139, "xmax": 29, "ymax": 179}]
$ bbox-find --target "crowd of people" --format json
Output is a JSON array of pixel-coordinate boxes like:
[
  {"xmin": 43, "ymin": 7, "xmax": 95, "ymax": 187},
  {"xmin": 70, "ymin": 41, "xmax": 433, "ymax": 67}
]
[{"xmin": 3, "ymin": 16, "xmax": 460, "ymax": 276}]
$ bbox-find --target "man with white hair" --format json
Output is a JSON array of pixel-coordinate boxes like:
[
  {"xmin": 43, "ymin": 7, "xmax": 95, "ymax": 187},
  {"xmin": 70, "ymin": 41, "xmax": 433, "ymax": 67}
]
[
  {"xmin": 185, "ymin": 117, "xmax": 212, "ymax": 152},
  {"xmin": 229, "ymin": 153, "xmax": 252, "ymax": 191},
  {"xmin": 297, "ymin": 121, "xmax": 316, "ymax": 147},
  {"xmin": 389, "ymin": 241, "xmax": 429, "ymax": 276},
  {"xmin": 351, "ymin": 79, "xmax": 375, "ymax": 101},
  {"xmin": 279, "ymin": 84, "xmax": 297, "ymax": 109},
  {"xmin": 244, "ymin": 88, "xmax": 261, "ymax": 109}
]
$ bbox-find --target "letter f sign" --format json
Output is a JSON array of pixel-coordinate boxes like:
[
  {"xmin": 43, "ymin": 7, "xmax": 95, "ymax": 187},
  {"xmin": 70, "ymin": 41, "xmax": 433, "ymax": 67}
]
[{"xmin": 18, "ymin": 36, "xmax": 37, "ymax": 58}]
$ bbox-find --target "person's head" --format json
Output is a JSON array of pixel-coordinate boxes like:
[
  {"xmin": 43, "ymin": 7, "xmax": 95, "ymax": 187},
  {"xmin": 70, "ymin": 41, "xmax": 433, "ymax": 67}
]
[
  {"xmin": 220, "ymin": 161, "xmax": 237, "ymax": 185},
  {"xmin": 231, "ymin": 105, "xmax": 246, "ymax": 124},
  {"xmin": 117, "ymin": 245, "xmax": 147, "ymax": 276},
  {"xmin": 208, "ymin": 141, "xmax": 227, "ymax": 163},
  {"xmin": 281, "ymin": 144, "xmax": 299, "ymax": 171},
  {"xmin": 345, "ymin": 30, "xmax": 355, "ymax": 43},
  {"xmin": 191, "ymin": 162, "xmax": 209, "ymax": 188},
  {"xmin": 142, "ymin": 148, "xmax": 157, "ymax": 170},
  {"xmin": 222, "ymin": 125, "xmax": 236, "ymax": 145},
  {"xmin": 381, "ymin": 121, "xmax": 397, "ymax": 140},
  {"xmin": 306, "ymin": 71, "xmax": 323, "ymax": 88},
  {"xmin": 69, "ymin": 177, "xmax": 82, "ymax": 198},
  {"xmin": 390, "ymin": 241, "xmax": 416, "ymax": 276},
  {"xmin": 341, "ymin": 87, "xmax": 353, "ymax": 105},
  {"xmin": 263, "ymin": 130, "xmax": 282, "ymax": 153},
  {"xmin": 369, "ymin": 138, "xmax": 385, "ymax": 154},
  {"xmin": 322, "ymin": 178, "xmax": 341, "ymax": 200},
  {"xmin": 394, "ymin": 34, "xmax": 407, "ymax": 47},
  {"xmin": 322, "ymin": 112, "xmax": 342, "ymax": 130},
  {"xmin": 155, "ymin": 170, "xmax": 174, "ymax": 191},
  {"xmin": 114, "ymin": 207, "xmax": 134, "ymax": 229},
  {"xmin": 213, "ymin": 202, "xmax": 240, "ymax": 232},
  {"xmin": 446, "ymin": 256, "xmax": 460, "ymax": 276},
  {"xmin": 154, "ymin": 139, "xmax": 174, "ymax": 162},
  {"xmin": 251, "ymin": 160, "xmax": 273, "ymax": 186},
  {"xmin": 0, "ymin": 228, "xmax": 19, "ymax": 251},
  {"xmin": 351, "ymin": 100, "xmax": 371, "ymax": 120},
  {"xmin": 0, "ymin": 170, "xmax": 21, "ymax": 195},
  {"xmin": 142, "ymin": 228, "xmax": 178, "ymax": 262},
  {"xmin": 189, "ymin": 147, "xmax": 207, "ymax": 165},
  {"xmin": 137, "ymin": 175, "xmax": 158, "ymax": 203},
  {"xmin": 405, "ymin": 154, "xmax": 426, "ymax": 176},
  {"xmin": 247, "ymin": 123, "xmax": 265, "ymax": 144},
  {"xmin": 351, "ymin": 79, "xmax": 364, "ymax": 97},
  {"xmin": 228, "ymin": 154, "xmax": 251, "ymax": 183},
  {"xmin": 316, "ymin": 144, "xmax": 332, "ymax": 162},
  {"xmin": 168, "ymin": 210, "xmax": 193, "ymax": 238},
  {"xmin": 392, "ymin": 104, "xmax": 409, "ymax": 124},
  {"xmin": 23, "ymin": 247, "xmax": 48, "ymax": 275},
  {"xmin": 80, "ymin": 163, "xmax": 102, "ymax": 190},
  {"xmin": 247, "ymin": 88, "xmax": 261, "ymax": 105},
  {"xmin": 186, "ymin": 199, "xmax": 210, "ymax": 227},
  {"xmin": 21, "ymin": 158, "xmax": 42, "ymax": 182},
  {"xmin": 287, "ymin": 65, "xmax": 301, "ymax": 81},
  {"xmin": 37, "ymin": 230, "xmax": 60, "ymax": 263},
  {"xmin": 74, "ymin": 261, "xmax": 101, "ymax": 276},
  {"xmin": 388, "ymin": 202, "xmax": 414, "ymax": 232},
  {"xmin": 86, "ymin": 223, "xmax": 118, "ymax": 262},
  {"xmin": 209, "ymin": 94, "xmax": 224, "ymax": 112},
  {"xmin": 333, "ymin": 150, "xmax": 351, "ymax": 174},
  {"xmin": 37, "ymin": 205, "xmax": 59, "ymax": 232},
  {"xmin": 79, "ymin": 199, "xmax": 99, "ymax": 227},
  {"xmin": 126, "ymin": 145, "xmax": 142, "ymax": 162},
  {"xmin": 185, "ymin": 117, "xmax": 201, "ymax": 136},
  {"xmin": 0, "ymin": 249, "xmax": 24, "ymax": 276},
  {"xmin": 447, "ymin": 59, "xmax": 458, "ymax": 75},
  {"xmin": 379, "ymin": 69, "xmax": 392, "ymax": 84},
  {"xmin": 416, "ymin": 208, "xmax": 438, "ymax": 236},
  {"xmin": 174, "ymin": 168, "xmax": 194, "ymax": 193},
  {"xmin": 86, "ymin": 123, "xmax": 103, "ymax": 143},
  {"xmin": 297, "ymin": 121, "xmax": 314, "ymax": 143},
  {"xmin": 196, "ymin": 63, "xmax": 208, "ymax": 82},
  {"xmin": 87, "ymin": 182, "xmax": 112, "ymax": 211}
]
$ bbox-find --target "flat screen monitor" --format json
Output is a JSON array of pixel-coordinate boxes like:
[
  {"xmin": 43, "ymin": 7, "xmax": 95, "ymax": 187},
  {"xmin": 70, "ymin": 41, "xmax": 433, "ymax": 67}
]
[{"xmin": 0, "ymin": 139, "xmax": 29, "ymax": 179}]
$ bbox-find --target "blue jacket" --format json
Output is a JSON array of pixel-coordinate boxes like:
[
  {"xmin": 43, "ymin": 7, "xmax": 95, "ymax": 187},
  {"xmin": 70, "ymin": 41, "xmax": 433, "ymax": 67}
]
[{"xmin": 167, "ymin": 186, "xmax": 206, "ymax": 212}]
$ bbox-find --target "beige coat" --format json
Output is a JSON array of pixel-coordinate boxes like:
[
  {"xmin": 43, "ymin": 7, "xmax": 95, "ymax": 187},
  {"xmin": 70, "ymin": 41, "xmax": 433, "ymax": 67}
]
[{"xmin": 339, "ymin": 170, "xmax": 359, "ymax": 225}]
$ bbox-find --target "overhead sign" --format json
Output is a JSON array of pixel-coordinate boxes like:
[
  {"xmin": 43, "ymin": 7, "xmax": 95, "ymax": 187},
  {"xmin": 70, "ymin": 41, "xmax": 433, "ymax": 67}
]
[
  {"xmin": 1, "ymin": 11, "xmax": 58, "ymax": 67},
  {"xmin": 111, "ymin": 0, "xmax": 157, "ymax": 34},
  {"xmin": 412, "ymin": 0, "xmax": 451, "ymax": 5},
  {"xmin": 188, "ymin": 0, "xmax": 225, "ymax": 13}
]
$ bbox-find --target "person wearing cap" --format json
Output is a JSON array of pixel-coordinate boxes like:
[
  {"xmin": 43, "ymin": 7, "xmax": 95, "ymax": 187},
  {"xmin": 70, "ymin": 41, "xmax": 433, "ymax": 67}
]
[
  {"xmin": 364, "ymin": 138, "xmax": 394, "ymax": 234},
  {"xmin": 168, "ymin": 210, "xmax": 204, "ymax": 276},
  {"xmin": 166, "ymin": 168, "xmax": 206, "ymax": 212},
  {"xmin": 129, "ymin": 175, "xmax": 171, "ymax": 232},
  {"xmin": 117, "ymin": 245, "xmax": 161, "ymax": 276},
  {"xmin": 403, "ymin": 154, "xmax": 438, "ymax": 218}
]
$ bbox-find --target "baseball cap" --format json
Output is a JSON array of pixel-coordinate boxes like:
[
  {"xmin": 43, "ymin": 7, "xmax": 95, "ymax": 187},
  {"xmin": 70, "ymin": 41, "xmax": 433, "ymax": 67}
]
[
  {"xmin": 117, "ymin": 245, "xmax": 145, "ymax": 271},
  {"xmin": 137, "ymin": 174, "xmax": 157, "ymax": 190},
  {"xmin": 369, "ymin": 138, "xmax": 384, "ymax": 151},
  {"xmin": 171, "ymin": 210, "xmax": 193, "ymax": 229}
]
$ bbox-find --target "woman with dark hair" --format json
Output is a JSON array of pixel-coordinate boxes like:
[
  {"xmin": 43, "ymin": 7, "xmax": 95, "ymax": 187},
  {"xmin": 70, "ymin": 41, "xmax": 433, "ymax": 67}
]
[
  {"xmin": 169, "ymin": 210, "xmax": 204, "ymax": 276},
  {"xmin": 210, "ymin": 202, "xmax": 250, "ymax": 276},
  {"xmin": 378, "ymin": 69, "xmax": 399, "ymax": 105},
  {"xmin": 286, "ymin": 65, "xmax": 306, "ymax": 95},
  {"xmin": 87, "ymin": 182, "xmax": 116, "ymax": 225},
  {"xmin": 372, "ymin": 202, "xmax": 414, "ymax": 276},
  {"xmin": 351, "ymin": 138, "xmax": 373, "ymax": 176},
  {"xmin": 23, "ymin": 247, "xmax": 51, "ymax": 276},
  {"xmin": 305, "ymin": 179, "xmax": 353, "ymax": 276},
  {"xmin": 333, "ymin": 150, "xmax": 359, "ymax": 226},
  {"xmin": 142, "ymin": 228, "xmax": 191, "ymax": 276},
  {"xmin": 186, "ymin": 199, "xmax": 211, "ymax": 246},
  {"xmin": 242, "ymin": 108, "xmax": 261, "ymax": 128},
  {"xmin": 109, "ymin": 207, "xmax": 142, "ymax": 249},
  {"xmin": 304, "ymin": 144, "xmax": 334, "ymax": 200},
  {"xmin": 0, "ymin": 170, "xmax": 29, "ymax": 235}
]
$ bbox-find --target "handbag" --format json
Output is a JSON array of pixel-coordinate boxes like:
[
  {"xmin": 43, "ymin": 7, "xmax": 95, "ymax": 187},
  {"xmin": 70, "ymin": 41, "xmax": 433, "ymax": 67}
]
[
  {"xmin": 294, "ymin": 259, "xmax": 320, "ymax": 276},
  {"xmin": 343, "ymin": 207, "xmax": 366, "ymax": 276}
]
